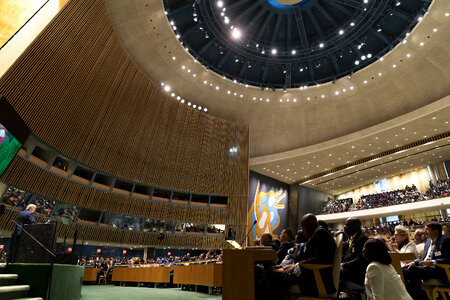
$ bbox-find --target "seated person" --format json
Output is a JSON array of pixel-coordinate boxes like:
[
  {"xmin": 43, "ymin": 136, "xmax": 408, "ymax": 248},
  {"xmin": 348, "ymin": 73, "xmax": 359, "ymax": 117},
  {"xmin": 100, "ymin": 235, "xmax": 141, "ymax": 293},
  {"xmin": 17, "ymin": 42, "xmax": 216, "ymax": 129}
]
[
  {"xmin": 254, "ymin": 233, "xmax": 280, "ymax": 251},
  {"xmin": 340, "ymin": 218, "xmax": 368, "ymax": 287},
  {"xmin": 403, "ymin": 222, "xmax": 450, "ymax": 299},
  {"xmin": 388, "ymin": 225, "xmax": 418, "ymax": 266},
  {"xmin": 280, "ymin": 230, "xmax": 308, "ymax": 265},
  {"xmin": 363, "ymin": 239, "xmax": 412, "ymax": 300},
  {"xmin": 276, "ymin": 228, "xmax": 295, "ymax": 264},
  {"xmin": 262, "ymin": 214, "xmax": 335, "ymax": 299},
  {"xmin": 413, "ymin": 229, "xmax": 427, "ymax": 259}
]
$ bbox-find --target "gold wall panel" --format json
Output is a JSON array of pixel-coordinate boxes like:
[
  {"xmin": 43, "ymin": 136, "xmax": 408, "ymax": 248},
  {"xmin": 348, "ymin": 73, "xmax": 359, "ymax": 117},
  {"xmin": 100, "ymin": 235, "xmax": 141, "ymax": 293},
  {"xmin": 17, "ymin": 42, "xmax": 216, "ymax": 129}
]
[{"xmin": 0, "ymin": 0, "xmax": 249, "ymax": 248}]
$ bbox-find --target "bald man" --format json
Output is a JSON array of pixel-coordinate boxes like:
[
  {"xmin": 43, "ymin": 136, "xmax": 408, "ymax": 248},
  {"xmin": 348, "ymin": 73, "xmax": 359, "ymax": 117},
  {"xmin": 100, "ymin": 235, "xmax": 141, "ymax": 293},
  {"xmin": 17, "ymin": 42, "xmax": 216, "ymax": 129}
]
[{"xmin": 283, "ymin": 214, "xmax": 336, "ymax": 297}]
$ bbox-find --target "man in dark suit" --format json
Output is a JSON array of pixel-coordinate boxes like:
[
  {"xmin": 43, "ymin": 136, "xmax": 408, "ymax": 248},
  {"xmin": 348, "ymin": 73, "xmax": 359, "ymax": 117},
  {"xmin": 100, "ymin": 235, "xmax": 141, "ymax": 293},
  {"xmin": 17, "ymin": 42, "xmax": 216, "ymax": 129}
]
[
  {"xmin": 8, "ymin": 204, "xmax": 37, "ymax": 262},
  {"xmin": 282, "ymin": 214, "xmax": 336, "ymax": 297},
  {"xmin": 403, "ymin": 222, "xmax": 450, "ymax": 299},
  {"xmin": 276, "ymin": 228, "xmax": 295, "ymax": 264},
  {"xmin": 340, "ymin": 218, "xmax": 368, "ymax": 287}
]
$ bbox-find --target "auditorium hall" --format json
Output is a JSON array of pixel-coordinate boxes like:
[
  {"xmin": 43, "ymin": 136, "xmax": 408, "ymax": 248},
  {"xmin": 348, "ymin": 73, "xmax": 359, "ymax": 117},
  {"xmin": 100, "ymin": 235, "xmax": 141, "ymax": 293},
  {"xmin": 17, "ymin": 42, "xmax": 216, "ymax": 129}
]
[{"xmin": 0, "ymin": 0, "xmax": 449, "ymax": 299}]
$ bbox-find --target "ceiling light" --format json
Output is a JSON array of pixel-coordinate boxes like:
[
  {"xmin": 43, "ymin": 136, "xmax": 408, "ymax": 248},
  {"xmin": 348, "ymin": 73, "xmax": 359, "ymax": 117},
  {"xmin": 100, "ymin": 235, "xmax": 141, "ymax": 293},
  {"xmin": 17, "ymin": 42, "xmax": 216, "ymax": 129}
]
[
  {"xmin": 355, "ymin": 60, "xmax": 360, "ymax": 65},
  {"xmin": 217, "ymin": 1, "xmax": 223, "ymax": 8},
  {"xmin": 393, "ymin": 64, "xmax": 396, "ymax": 68},
  {"xmin": 420, "ymin": 42, "xmax": 424, "ymax": 46},
  {"xmin": 350, "ymin": 22, "xmax": 355, "ymax": 26},
  {"xmin": 350, "ymin": 86, "xmax": 354, "ymax": 90},
  {"xmin": 231, "ymin": 28, "xmax": 241, "ymax": 39},
  {"xmin": 367, "ymin": 54, "xmax": 372, "ymax": 58},
  {"xmin": 164, "ymin": 85, "xmax": 171, "ymax": 92},
  {"xmin": 271, "ymin": 49, "xmax": 277, "ymax": 55},
  {"xmin": 291, "ymin": 50, "xmax": 296, "ymax": 55},
  {"xmin": 319, "ymin": 43, "xmax": 324, "ymax": 48},
  {"xmin": 379, "ymin": 57, "xmax": 384, "ymax": 61},
  {"xmin": 339, "ymin": 30, "xmax": 344, "ymax": 35}
]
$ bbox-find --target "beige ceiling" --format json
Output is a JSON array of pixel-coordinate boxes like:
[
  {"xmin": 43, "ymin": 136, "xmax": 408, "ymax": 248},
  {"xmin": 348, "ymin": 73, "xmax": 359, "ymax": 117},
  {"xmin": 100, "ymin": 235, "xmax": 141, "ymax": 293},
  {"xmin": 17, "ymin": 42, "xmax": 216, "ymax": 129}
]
[{"xmin": 105, "ymin": 0, "xmax": 450, "ymax": 194}]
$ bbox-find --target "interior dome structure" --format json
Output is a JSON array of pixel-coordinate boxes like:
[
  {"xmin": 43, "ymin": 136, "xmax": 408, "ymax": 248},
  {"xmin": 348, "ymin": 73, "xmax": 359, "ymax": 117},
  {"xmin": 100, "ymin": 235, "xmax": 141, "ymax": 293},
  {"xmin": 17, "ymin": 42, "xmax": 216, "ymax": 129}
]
[{"xmin": 164, "ymin": 0, "xmax": 431, "ymax": 89}]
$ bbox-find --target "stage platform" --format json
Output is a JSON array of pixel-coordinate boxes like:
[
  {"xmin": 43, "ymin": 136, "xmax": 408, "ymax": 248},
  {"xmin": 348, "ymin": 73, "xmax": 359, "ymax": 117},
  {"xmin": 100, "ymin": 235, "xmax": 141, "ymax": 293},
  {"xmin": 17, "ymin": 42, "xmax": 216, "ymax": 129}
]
[{"xmin": 5, "ymin": 263, "xmax": 83, "ymax": 300}]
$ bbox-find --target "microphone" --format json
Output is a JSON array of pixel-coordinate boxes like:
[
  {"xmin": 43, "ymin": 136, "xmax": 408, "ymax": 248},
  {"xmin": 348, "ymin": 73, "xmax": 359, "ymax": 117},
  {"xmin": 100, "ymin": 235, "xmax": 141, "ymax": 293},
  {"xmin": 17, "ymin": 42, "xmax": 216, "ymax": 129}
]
[{"xmin": 240, "ymin": 220, "xmax": 257, "ymax": 248}]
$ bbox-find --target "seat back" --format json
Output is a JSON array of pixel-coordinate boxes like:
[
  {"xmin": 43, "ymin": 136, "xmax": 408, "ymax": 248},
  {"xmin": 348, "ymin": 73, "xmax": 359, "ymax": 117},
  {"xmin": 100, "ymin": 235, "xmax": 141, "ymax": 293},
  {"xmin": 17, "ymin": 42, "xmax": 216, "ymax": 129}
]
[{"xmin": 332, "ymin": 232, "xmax": 344, "ymax": 293}]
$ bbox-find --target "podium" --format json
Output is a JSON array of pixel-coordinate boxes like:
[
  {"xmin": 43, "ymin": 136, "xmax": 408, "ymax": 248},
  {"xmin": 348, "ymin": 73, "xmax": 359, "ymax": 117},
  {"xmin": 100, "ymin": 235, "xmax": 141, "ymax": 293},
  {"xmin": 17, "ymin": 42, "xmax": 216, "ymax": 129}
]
[
  {"xmin": 223, "ymin": 248, "xmax": 277, "ymax": 300},
  {"xmin": 15, "ymin": 223, "xmax": 58, "ymax": 263}
]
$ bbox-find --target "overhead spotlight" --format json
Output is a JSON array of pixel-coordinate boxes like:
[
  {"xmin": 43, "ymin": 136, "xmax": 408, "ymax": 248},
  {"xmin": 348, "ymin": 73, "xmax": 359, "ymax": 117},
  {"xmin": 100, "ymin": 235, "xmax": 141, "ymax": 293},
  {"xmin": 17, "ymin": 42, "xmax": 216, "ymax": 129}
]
[
  {"xmin": 164, "ymin": 85, "xmax": 171, "ymax": 92},
  {"xmin": 355, "ymin": 60, "xmax": 360, "ymax": 65},
  {"xmin": 291, "ymin": 50, "xmax": 296, "ymax": 55},
  {"xmin": 231, "ymin": 28, "xmax": 241, "ymax": 39},
  {"xmin": 319, "ymin": 43, "xmax": 324, "ymax": 48},
  {"xmin": 217, "ymin": 1, "xmax": 223, "ymax": 8},
  {"xmin": 271, "ymin": 49, "xmax": 277, "ymax": 55},
  {"xmin": 339, "ymin": 29, "xmax": 344, "ymax": 35}
]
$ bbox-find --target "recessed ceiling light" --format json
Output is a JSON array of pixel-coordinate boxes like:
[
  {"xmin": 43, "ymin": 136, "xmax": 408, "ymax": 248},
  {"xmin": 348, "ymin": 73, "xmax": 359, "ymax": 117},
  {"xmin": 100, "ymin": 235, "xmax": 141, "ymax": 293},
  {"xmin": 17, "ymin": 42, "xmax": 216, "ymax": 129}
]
[
  {"xmin": 164, "ymin": 85, "xmax": 171, "ymax": 92},
  {"xmin": 217, "ymin": 1, "xmax": 223, "ymax": 8},
  {"xmin": 319, "ymin": 43, "xmax": 324, "ymax": 48},
  {"xmin": 291, "ymin": 50, "xmax": 296, "ymax": 55},
  {"xmin": 339, "ymin": 30, "xmax": 344, "ymax": 35},
  {"xmin": 231, "ymin": 28, "xmax": 241, "ymax": 39},
  {"xmin": 271, "ymin": 49, "xmax": 277, "ymax": 55}
]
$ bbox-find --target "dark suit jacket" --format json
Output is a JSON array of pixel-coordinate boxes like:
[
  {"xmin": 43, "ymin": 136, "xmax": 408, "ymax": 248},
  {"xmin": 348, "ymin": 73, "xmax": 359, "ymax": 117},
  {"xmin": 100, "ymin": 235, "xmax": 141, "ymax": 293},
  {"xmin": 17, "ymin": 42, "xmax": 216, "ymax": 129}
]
[
  {"xmin": 15, "ymin": 209, "xmax": 36, "ymax": 236},
  {"xmin": 296, "ymin": 227, "xmax": 336, "ymax": 296},
  {"xmin": 277, "ymin": 241, "xmax": 294, "ymax": 264},
  {"xmin": 414, "ymin": 235, "xmax": 450, "ymax": 265},
  {"xmin": 341, "ymin": 230, "xmax": 368, "ymax": 285}
]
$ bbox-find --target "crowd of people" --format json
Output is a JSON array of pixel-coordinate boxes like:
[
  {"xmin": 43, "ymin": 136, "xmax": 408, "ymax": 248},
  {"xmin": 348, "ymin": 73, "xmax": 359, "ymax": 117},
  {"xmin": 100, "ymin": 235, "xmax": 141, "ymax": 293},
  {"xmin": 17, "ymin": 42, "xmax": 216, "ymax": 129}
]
[
  {"xmin": 320, "ymin": 197, "xmax": 353, "ymax": 214},
  {"xmin": 354, "ymin": 185, "xmax": 420, "ymax": 210},
  {"xmin": 252, "ymin": 215, "xmax": 450, "ymax": 300},
  {"xmin": 320, "ymin": 179, "xmax": 450, "ymax": 215},
  {"xmin": 76, "ymin": 250, "xmax": 222, "ymax": 284}
]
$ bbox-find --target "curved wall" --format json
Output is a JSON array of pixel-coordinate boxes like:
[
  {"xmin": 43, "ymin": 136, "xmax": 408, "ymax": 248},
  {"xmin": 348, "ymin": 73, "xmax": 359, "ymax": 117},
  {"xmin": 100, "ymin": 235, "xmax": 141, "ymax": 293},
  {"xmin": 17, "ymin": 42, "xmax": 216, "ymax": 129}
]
[{"xmin": 0, "ymin": 0, "xmax": 249, "ymax": 248}]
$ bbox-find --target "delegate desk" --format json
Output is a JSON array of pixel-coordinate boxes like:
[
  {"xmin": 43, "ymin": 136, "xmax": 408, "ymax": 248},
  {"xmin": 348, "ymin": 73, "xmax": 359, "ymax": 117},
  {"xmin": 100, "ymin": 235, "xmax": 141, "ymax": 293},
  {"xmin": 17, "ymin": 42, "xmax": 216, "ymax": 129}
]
[
  {"xmin": 112, "ymin": 261, "xmax": 222, "ymax": 288},
  {"xmin": 83, "ymin": 267, "xmax": 100, "ymax": 282},
  {"xmin": 173, "ymin": 262, "xmax": 222, "ymax": 287},
  {"xmin": 223, "ymin": 248, "xmax": 277, "ymax": 300},
  {"xmin": 112, "ymin": 264, "xmax": 172, "ymax": 283}
]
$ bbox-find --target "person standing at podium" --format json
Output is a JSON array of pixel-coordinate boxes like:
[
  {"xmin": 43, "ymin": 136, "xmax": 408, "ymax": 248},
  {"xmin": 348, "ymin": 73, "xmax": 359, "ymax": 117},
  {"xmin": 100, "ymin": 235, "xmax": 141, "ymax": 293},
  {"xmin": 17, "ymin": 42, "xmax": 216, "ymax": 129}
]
[{"xmin": 8, "ymin": 204, "xmax": 37, "ymax": 262}]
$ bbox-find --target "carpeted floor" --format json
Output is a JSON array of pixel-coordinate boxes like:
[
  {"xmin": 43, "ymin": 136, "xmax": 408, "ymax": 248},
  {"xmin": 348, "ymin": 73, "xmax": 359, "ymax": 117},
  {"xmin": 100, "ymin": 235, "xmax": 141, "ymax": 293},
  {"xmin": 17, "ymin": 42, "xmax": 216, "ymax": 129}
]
[{"xmin": 81, "ymin": 285, "xmax": 222, "ymax": 300}]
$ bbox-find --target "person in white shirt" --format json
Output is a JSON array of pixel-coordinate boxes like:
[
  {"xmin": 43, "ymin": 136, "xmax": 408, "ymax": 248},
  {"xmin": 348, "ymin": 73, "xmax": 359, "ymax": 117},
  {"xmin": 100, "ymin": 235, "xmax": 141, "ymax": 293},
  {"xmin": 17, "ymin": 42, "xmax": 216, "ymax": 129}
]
[{"xmin": 363, "ymin": 238, "xmax": 412, "ymax": 300}]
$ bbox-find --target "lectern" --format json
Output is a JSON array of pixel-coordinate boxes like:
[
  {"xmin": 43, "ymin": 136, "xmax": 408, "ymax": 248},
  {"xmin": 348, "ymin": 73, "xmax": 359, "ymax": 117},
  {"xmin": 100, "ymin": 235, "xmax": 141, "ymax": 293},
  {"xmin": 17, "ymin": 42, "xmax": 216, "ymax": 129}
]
[
  {"xmin": 223, "ymin": 248, "xmax": 277, "ymax": 300},
  {"xmin": 15, "ymin": 223, "xmax": 58, "ymax": 263}
]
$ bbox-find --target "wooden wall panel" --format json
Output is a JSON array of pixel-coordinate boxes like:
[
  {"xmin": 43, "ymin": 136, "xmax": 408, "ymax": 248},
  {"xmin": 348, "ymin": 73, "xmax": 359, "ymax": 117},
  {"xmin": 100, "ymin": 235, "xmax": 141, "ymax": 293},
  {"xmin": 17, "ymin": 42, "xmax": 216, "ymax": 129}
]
[
  {"xmin": 0, "ymin": 0, "xmax": 249, "ymax": 248},
  {"xmin": 2, "ymin": 157, "xmax": 231, "ymax": 226}
]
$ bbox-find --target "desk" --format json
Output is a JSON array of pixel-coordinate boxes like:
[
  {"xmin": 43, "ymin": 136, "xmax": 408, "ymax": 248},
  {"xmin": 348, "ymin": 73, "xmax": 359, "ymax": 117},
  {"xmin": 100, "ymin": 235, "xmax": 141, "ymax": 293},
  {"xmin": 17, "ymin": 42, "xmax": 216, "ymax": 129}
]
[
  {"xmin": 173, "ymin": 263, "xmax": 222, "ymax": 287},
  {"xmin": 389, "ymin": 252, "xmax": 416, "ymax": 285},
  {"xmin": 83, "ymin": 267, "xmax": 99, "ymax": 282},
  {"xmin": 112, "ymin": 266, "xmax": 172, "ymax": 283},
  {"xmin": 223, "ymin": 248, "xmax": 277, "ymax": 300}
]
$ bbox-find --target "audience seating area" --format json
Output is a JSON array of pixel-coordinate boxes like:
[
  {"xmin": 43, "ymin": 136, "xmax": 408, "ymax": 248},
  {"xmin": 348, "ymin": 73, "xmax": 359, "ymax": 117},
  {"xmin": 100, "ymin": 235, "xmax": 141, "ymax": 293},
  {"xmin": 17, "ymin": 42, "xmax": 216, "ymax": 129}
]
[{"xmin": 319, "ymin": 179, "xmax": 450, "ymax": 215}]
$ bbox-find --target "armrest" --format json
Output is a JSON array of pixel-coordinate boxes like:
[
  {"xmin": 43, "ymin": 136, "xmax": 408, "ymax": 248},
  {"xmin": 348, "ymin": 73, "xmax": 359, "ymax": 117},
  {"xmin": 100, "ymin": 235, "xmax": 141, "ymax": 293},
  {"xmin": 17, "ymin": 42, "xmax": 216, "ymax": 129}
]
[
  {"xmin": 299, "ymin": 264, "xmax": 333, "ymax": 298},
  {"xmin": 300, "ymin": 264, "xmax": 332, "ymax": 270},
  {"xmin": 436, "ymin": 264, "xmax": 450, "ymax": 282}
]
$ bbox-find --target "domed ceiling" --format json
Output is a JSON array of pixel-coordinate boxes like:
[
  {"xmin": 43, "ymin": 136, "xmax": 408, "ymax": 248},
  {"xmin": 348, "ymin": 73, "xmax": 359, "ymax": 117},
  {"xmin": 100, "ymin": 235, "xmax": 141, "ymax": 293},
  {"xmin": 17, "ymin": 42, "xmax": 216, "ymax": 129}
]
[
  {"xmin": 164, "ymin": 0, "xmax": 431, "ymax": 89},
  {"xmin": 106, "ymin": 0, "xmax": 449, "ymax": 193}
]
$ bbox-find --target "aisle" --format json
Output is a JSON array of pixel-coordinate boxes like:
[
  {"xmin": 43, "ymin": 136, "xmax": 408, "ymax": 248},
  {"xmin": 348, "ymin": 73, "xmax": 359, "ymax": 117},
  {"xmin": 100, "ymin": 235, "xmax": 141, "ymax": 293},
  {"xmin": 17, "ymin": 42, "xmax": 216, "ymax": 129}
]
[{"xmin": 81, "ymin": 285, "xmax": 221, "ymax": 300}]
